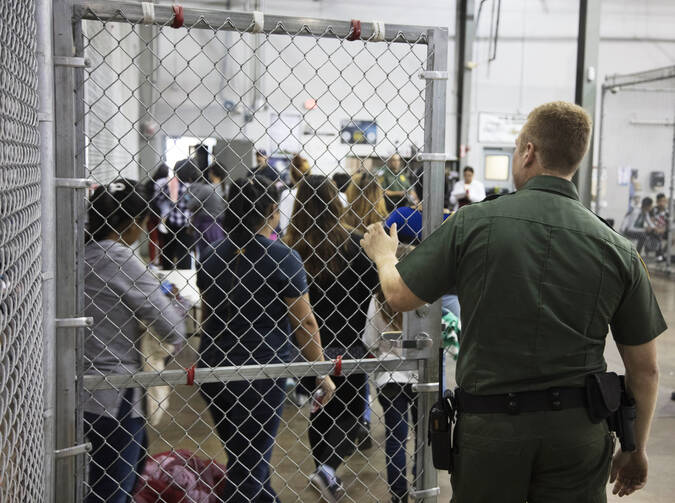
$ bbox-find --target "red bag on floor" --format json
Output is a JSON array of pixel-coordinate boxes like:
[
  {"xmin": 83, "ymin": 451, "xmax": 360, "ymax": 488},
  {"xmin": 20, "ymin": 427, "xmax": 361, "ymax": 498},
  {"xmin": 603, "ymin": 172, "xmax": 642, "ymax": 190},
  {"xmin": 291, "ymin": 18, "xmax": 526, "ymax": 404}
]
[{"xmin": 133, "ymin": 449, "xmax": 227, "ymax": 503}]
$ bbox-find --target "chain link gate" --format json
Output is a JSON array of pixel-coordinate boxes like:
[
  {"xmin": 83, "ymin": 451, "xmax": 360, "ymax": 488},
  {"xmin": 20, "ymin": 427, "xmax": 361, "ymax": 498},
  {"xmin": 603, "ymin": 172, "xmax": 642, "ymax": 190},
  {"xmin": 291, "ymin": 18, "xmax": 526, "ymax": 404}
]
[
  {"xmin": 0, "ymin": 0, "xmax": 46, "ymax": 501},
  {"xmin": 55, "ymin": 2, "xmax": 448, "ymax": 501}
]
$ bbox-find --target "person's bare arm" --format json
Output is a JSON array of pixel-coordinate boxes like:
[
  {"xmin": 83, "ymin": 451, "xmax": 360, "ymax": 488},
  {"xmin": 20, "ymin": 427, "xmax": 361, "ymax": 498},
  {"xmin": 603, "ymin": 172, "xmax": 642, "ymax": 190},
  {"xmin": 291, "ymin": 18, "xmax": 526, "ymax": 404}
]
[
  {"xmin": 285, "ymin": 294, "xmax": 336, "ymax": 401},
  {"xmin": 610, "ymin": 339, "xmax": 659, "ymax": 497},
  {"xmin": 361, "ymin": 223, "xmax": 426, "ymax": 312},
  {"xmin": 285, "ymin": 294, "xmax": 324, "ymax": 362}
]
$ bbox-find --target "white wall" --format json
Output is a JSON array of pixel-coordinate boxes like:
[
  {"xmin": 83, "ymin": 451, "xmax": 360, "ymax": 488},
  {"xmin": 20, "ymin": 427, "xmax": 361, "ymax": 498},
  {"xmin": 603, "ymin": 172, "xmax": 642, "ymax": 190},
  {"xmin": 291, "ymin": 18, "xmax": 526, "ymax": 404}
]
[{"xmin": 85, "ymin": 0, "xmax": 675, "ymax": 216}]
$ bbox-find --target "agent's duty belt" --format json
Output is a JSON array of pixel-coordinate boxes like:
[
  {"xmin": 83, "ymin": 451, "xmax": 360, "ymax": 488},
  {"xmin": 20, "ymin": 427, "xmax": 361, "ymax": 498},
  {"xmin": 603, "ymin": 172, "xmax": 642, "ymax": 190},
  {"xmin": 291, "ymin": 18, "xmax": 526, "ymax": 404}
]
[{"xmin": 454, "ymin": 387, "xmax": 587, "ymax": 415}]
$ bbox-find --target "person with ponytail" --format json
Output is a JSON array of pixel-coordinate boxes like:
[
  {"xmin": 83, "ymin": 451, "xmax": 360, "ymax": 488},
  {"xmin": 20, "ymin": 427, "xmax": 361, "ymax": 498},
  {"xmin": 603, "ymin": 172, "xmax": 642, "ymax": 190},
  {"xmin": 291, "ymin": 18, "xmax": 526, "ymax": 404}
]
[
  {"xmin": 197, "ymin": 176, "xmax": 335, "ymax": 503},
  {"xmin": 84, "ymin": 179, "xmax": 187, "ymax": 503}
]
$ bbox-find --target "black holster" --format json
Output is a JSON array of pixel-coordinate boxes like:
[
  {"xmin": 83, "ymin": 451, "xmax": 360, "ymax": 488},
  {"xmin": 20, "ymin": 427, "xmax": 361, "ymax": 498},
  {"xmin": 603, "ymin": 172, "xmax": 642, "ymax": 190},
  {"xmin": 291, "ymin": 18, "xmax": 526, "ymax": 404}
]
[
  {"xmin": 428, "ymin": 389, "xmax": 456, "ymax": 473},
  {"xmin": 585, "ymin": 372, "xmax": 637, "ymax": 452}
]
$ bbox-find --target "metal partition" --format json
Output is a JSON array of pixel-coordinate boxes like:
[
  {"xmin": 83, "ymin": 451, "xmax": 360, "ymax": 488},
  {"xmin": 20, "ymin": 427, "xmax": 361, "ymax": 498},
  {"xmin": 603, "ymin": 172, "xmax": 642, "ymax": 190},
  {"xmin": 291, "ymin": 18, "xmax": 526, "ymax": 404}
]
[
  {"xmin": 0, "ymin": 0, "xmax": 46, "ymax": 501},
  {"xmin": 53, "ymin": 2, "xmax": 448, "ymax": 501}
]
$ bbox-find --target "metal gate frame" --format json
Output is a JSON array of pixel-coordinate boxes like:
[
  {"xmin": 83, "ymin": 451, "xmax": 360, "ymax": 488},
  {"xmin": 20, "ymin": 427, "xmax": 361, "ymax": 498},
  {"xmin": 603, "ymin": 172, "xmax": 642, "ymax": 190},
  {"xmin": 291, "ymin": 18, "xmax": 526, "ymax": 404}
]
[{"xmin": 51, "ymin": 2, "xmax": 449, "ymax": 501}]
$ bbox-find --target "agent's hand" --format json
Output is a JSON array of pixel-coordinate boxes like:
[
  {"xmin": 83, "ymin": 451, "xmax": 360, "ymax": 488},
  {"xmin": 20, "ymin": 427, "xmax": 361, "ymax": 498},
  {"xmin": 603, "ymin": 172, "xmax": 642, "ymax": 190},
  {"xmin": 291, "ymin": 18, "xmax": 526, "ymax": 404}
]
[
  {"xmin": 361, "ymin": 223, "xmax": 399, "ymax": 265},
  {"xmin": 610, "ymin": 450, "xmax": 649, "ymax": 497},
  {"xmin": 316, "ymin": 375, "xmax": 336, "ymax": 404}
]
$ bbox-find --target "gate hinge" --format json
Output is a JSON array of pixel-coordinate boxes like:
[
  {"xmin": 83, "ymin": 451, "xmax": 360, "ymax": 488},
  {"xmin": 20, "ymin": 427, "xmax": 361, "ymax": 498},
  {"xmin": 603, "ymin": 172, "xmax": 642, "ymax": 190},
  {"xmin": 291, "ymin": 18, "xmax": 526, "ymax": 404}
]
[
  {"xmin": 55, "ymin": 177, "xmax": 93, "ymax": 189},
  {"xmin": 54, "ymin": 56, "xmax": 91, "ymax": 68},
  {"xmin": 54, "ymin": 443, "xmax": 92, "ymax": 459},
  {"xmin": 415, "ymin": 153, "xmax": 457, "ymax": 162},
  {"xmin": 55, "ymin": 317, "xmax": 93, "ymax": 329},
  {"xmin": 382, "ymin": 331, "xmax": 433, "ymax": 350},
  {"xmin": 410, "ymin": 487, "xmax": 441, "ymax": 499},
  {"xmin": 418, "ymin": 71, "xmax": 448, "ymax": 80},
  {"xmin": 411, "ymin": 382, "xmax": 440, "ymax": 393}
]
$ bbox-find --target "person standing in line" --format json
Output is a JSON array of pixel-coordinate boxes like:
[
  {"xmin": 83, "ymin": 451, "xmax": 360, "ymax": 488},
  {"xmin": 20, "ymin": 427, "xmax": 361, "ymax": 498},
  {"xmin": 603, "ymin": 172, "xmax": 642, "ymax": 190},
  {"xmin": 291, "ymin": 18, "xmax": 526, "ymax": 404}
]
[
  {"xmin": 154, "ymin": 159, "xmax": 200, "ymax": 269},
  {"xmin": 362, "ymin": 286, "xmax": 418, "ymax": 503},
  {"xmin": 278, "ymin": 154, "xmax": 312, "ymax": 236},
  {"xmin": 343, "ymin": 170, "xmax": 388, "ymax": 234},
  {"xmin": 449, "ymin": 166, "xmax": 486, "ymax": 210},
  {"xmin": 83, "ymin": 179, "xmax": 187, "ymax": 503},
  {"xmin": 144, "ymin": 163, "xmax": 170, "ymax": 266},
  {"xmin": 362, "ymin": 102, "xmax": 664, "ymax": 502},
  {"xmin": 186, "ymin": 165, "xmax": 227, "ymax": 258},
  {"xmin": 285, "ymin": 175, "xmax": 379, "ymax": 503},
  {"xmin": 198, "ymin": 177, "xmax": 335, "ymax": 503}
]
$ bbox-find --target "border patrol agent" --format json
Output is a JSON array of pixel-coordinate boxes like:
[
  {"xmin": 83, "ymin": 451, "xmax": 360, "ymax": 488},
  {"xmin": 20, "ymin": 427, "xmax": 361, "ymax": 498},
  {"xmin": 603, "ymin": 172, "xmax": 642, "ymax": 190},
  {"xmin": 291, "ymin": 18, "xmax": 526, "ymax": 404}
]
[
  {"xmin": 379, "ymin": 153, "xmax": 419, "ymax": 209},
  {"xmin": 362, "ymin": 102, "xmax": 665, "ymax": 502}
]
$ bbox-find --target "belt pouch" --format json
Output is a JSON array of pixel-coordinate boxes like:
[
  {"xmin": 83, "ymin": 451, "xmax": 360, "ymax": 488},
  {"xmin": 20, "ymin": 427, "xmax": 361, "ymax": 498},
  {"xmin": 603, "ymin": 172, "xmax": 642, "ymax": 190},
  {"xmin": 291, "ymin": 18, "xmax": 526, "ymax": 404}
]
[{"xmin": 585, "ymin": 372, "xmax": 622, "ymax": 423}]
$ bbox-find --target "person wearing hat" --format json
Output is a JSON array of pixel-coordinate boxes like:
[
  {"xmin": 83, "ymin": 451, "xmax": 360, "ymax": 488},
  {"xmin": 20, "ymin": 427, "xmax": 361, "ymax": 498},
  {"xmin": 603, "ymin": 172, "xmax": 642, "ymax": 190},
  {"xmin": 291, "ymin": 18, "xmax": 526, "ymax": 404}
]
[{"xmin": 362, "ymin": 101, "xmax": 664, "ymax": 502}]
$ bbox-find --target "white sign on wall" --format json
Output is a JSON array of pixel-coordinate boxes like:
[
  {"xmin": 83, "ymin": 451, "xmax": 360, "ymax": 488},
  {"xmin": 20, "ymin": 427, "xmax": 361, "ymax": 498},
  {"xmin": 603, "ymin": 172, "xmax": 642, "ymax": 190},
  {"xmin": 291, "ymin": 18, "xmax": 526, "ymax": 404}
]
[{"xmin": 478, "ymin": 112, "xmax": 527, "ymax": 145}]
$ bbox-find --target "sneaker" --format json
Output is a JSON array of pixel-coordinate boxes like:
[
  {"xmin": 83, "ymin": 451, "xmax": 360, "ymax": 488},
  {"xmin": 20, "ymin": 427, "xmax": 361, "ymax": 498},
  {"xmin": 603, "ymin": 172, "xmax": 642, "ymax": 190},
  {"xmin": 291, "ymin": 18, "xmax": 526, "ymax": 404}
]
[
  {"xmin": 354, "ymin": 420, "xmax": 373, "ymax": 450},
  {"xmin": 309, "ymin": 469, "xmax": 345, "ymax": 503}
]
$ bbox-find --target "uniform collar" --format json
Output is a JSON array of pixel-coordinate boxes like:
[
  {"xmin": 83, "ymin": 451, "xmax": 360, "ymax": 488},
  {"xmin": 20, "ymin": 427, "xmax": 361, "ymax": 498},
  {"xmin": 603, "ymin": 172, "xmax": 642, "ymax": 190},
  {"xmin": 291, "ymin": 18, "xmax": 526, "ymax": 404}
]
[{"xmin": 520, "ymin": 175, "xmax": 580, "ymax": 201}]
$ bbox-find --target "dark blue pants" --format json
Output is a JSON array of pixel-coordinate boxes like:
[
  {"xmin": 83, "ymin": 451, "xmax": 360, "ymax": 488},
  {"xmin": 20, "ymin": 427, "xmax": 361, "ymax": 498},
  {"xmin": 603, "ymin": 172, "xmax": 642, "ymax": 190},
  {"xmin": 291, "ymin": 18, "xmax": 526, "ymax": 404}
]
[
  {"xmin": 201, "ymin": 379, "xmax": 285, "ymax": 503},
  {"xmin": 84, "ymin": 390, "xmax": 145, "ymax": 503},
  {"xmin": 377, "ymin": 383, "xmax": 418, "ymax": 500}
]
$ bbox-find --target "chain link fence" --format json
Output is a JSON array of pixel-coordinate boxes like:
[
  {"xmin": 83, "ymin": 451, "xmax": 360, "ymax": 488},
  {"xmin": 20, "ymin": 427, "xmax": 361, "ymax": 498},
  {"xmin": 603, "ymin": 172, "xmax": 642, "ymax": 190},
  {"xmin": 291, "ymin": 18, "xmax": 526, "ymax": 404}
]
[
  {"xmin": 596, "ymin": 67, "xmax": 675, "ymax": 271},
  {"xmin": 0, "ymin": 0, "xmax": 46, "ymax": 501},
  {"xmin": 63, "ymin": 2, "xmax": 449, "ymax": 501}
]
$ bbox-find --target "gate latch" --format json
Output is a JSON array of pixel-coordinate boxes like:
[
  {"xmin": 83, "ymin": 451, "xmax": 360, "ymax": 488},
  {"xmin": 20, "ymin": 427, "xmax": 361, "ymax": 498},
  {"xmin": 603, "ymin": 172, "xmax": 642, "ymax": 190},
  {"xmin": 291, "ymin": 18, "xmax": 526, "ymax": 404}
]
[
  {"xmin": 55, "ymin": 317, "xmax": 93, "ymax": 329},
  {"xmin": 54, "ymin": 56, "xmax": 91, "ymax": 68},
  {"xmin": 55, "ymin": 178, "xmax": 94, "ymax": 189},
  {"xmin": 54, "ymin": 442, "xmax": 92, "ymax": 459}
]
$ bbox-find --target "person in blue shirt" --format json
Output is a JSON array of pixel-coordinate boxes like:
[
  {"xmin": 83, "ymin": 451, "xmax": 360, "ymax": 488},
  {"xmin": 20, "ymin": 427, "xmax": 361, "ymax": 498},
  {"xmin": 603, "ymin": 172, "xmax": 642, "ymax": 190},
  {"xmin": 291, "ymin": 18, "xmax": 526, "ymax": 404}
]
[{"xmin": 197, "ymin": 176, "xmax": 335, "ymax": 503}]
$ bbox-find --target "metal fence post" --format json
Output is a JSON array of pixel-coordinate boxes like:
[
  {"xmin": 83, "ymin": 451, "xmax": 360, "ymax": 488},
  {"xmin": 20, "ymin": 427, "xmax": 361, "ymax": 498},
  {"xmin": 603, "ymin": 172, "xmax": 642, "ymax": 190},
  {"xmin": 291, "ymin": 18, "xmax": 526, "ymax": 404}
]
[
  {"xmin": 37, "ymin": 0, "xmax": 56, "ymax": 499},
  {"xmin": 411, "ymin": 26, "xmax": 448, "ymax": 502},
  {"xmin": 53, "ymin": 1, "xmax": 85, "ymax": 501}
]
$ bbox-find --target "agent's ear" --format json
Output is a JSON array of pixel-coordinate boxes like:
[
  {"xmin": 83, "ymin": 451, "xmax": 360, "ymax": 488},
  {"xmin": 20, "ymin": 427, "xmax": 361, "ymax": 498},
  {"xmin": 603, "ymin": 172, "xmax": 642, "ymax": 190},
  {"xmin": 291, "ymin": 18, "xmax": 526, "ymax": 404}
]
[{"xmin": 523, "ymin": 142, "xmax": 536, "ymax": 168}]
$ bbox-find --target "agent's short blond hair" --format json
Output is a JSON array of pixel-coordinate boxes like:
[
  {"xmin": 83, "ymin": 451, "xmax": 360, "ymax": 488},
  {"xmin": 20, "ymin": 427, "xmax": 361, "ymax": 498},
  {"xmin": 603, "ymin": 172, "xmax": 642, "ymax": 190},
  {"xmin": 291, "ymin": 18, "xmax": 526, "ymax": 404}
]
[{"xmin": 518, "ymin": 101, "xmax": 592, "ymax": 175}]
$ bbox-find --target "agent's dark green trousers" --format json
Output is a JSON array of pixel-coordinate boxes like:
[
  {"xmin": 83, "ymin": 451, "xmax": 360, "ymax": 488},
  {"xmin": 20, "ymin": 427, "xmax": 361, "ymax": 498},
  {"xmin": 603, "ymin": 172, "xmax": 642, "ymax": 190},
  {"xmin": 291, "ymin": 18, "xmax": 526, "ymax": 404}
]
[{"xmin": 450, "ymin": 408, "xmax": 614, "ymax": 503}]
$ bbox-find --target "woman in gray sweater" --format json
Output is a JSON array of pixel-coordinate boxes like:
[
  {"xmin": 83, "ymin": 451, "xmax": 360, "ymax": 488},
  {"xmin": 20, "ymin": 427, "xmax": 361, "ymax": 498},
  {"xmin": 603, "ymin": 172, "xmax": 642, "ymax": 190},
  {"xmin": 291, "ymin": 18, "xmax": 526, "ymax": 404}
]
[{"xmin": 84, "ymin": 179, "xmax": 186, "ymax": 503}]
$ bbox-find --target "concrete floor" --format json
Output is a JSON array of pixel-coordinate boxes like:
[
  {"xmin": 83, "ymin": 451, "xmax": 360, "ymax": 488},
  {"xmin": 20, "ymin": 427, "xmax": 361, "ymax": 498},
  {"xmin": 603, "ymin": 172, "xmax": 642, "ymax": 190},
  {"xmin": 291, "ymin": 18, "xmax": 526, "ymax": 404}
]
[{"xmin": 146, "ymin": 275, "xmax": 675, "ymax": 502}]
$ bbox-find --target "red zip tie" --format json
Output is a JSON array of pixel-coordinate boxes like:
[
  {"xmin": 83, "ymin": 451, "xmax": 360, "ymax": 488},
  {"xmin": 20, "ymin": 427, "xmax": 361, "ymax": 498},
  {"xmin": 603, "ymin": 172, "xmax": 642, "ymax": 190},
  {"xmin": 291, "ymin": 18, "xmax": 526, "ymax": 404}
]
[
  {"xmin": 172, "ymin": 4, "xmax": 184, "ymax": 29},
  {"xmin": 186, "ymin": 364, "xmax": 195, "ymax": 385},
  {"xmin": 333, "ymin": 355, "xmax": 343, "ymax": 377},
  {"xmin": 347, "ymin": 20, "xmax": 361, "ymax": 41}
]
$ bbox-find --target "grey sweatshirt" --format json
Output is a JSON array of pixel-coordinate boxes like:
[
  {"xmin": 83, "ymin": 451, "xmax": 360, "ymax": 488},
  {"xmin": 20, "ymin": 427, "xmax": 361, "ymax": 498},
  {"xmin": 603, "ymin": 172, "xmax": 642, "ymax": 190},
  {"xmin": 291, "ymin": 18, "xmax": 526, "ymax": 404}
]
[{"xmin": 83, "ymin": 240, "xmax": 186, "ymax": 418}]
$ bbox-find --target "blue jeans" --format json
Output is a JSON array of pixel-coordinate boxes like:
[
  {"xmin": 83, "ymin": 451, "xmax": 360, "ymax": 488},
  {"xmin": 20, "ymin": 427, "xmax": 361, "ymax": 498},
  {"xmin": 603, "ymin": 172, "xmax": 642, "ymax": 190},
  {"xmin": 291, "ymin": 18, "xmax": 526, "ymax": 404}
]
[
  {"xmin": 377, "ymin": 383, "xmax": 418, "ymax": 500},
  {"xmin": 201, "ymin": 379, "xmax": 285, "ymax": 502},
  {"xmin": 84, "ymin": 389, "xmax": 145, "ymax": 503},
  {"xmin": 441, "ymin": 294, "xmax": 461, "ymax": 318}
]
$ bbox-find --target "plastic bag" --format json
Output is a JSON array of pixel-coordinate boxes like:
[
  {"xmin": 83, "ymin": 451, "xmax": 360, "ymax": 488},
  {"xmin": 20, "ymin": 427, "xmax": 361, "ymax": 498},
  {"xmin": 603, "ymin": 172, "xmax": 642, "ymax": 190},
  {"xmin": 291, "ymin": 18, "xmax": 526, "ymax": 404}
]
[{"xmin": 133, "ymin": 449, "xmax": 227, "ymax": 503}]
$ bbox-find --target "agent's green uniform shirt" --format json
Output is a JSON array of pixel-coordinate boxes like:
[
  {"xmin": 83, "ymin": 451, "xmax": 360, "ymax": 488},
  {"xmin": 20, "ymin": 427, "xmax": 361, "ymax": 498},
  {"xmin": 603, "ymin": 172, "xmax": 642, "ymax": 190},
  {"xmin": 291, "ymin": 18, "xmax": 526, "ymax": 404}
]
[
  {"xmin": 397, "ymin": 175, "xmax": 666, "ymax": 395},
  {"xmin": 380, "ymin": 167, "xmax": 412, "ymax": 193}
]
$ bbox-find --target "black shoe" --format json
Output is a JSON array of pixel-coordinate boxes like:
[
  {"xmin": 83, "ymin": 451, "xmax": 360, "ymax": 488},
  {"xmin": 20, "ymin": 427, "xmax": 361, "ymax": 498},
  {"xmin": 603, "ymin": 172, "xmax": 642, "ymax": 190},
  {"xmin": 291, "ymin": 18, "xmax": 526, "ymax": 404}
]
[
  {"xmin": 354, "ymin": 420, "xmax": 373, "ymax": 450},
  {"xmin": 391, "ymin": 496, "xmax": 408, "ymax": 503},
  {"xmin": 309, "ymin": 469, "xmax": 345, "ymax": 503}
]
